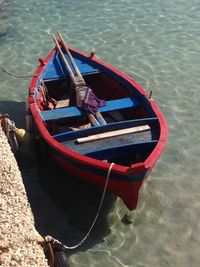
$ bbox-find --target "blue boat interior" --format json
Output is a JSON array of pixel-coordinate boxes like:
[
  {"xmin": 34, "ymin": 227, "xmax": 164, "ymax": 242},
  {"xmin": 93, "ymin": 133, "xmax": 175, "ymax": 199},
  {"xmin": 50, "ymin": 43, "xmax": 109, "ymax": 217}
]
[
  {"xmin": 35, "ymin": 51, "xmax": 160, "ymax": 166},
  {"xmin": 43, "ymin": 50, "xmax": 100, "ymax": 81}
]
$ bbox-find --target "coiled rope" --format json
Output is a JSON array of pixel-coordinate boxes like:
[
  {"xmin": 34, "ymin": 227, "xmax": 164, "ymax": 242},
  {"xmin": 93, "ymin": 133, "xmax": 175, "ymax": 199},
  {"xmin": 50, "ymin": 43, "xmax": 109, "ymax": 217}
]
[
  {"xmin": 0, "ymin": 114, "xmax": 19, "ymax": 152},
  {"xmin": 44, "ymin": 162, "xmax": 115, "ymax": 250}
]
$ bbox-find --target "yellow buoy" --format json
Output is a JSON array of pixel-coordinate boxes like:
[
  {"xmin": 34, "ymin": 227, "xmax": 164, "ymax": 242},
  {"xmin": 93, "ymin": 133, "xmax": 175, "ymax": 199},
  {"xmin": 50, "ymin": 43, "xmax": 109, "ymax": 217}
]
[{"xmin": 15, "ymin": 128, "xmax": 32, "ymax": 144}]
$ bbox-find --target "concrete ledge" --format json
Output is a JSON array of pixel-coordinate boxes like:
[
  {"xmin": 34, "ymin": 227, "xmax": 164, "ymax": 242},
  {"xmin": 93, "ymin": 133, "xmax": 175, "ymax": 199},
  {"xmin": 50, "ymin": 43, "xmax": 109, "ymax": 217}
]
[{"xmin": 0, "ymin": 127, "xmax": 49, "ymax": 267}]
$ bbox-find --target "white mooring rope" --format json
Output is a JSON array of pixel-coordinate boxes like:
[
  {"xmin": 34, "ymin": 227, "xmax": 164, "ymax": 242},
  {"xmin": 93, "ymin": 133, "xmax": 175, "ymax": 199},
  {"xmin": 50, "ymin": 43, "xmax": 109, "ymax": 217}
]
[{"xmin": 45, "ymin": 162, "xmax": 115, "ymax": 250}]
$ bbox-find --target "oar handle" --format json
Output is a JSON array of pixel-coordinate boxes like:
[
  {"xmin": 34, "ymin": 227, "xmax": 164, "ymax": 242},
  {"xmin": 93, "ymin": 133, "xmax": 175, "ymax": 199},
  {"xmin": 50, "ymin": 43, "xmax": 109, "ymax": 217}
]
[
  {"xmin": 95, "ymin": 111, "xmax": 106, "ymax": 125},
  {"xmin": 86, "ymin": 113, "xmax": 100, "ymax": 127},
  {"xmin": 57, "ymin": 32, "xmax": 83, "ymax": 79},
  {"xmin": 51, "ymin": 33, "xmax": 76, "ymax": 84}
]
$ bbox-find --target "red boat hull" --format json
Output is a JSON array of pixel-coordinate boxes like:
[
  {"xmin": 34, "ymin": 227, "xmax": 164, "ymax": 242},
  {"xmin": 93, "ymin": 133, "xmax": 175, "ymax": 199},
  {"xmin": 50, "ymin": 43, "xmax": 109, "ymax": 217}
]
[
  {"xmin": 46, "ymin": 145, "xmax": 150, "ymax": 210},
  {"xmin": 28, "ymin": 44, "xmax": 168, "ymax": 210}
]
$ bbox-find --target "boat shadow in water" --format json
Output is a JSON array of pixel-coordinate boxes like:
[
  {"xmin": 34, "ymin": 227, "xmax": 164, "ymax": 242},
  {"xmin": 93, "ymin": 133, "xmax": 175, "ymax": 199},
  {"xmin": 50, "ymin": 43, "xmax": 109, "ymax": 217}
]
[
  {"xmin": 0, "ymin": 100, "xmax": 116, "ymax": 254},
  {"xmin": 37, "ymin": 158, "xmax": 116, "ymax": 254},
  {"xmin": 19, "ymin": 142, "xmax": 116, "ymax": 256}
]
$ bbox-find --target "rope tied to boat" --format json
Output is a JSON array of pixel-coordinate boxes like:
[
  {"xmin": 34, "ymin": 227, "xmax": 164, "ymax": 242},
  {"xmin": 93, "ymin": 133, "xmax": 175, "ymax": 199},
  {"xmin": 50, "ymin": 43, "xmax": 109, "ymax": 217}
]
[
  {"xmin": 42, "ymin": 162, "xmax": 115, "ymax": 252},
  {"xmin": 0, "ymin": 114, "xmax": 19, "ymax": 152}
]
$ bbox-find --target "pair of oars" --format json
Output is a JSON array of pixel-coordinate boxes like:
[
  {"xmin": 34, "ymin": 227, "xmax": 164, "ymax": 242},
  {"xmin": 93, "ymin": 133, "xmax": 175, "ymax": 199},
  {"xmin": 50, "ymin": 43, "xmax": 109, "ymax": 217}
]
[{"xmin": 51, "ymin": 32, "xmax": 106, "ymax": 127}]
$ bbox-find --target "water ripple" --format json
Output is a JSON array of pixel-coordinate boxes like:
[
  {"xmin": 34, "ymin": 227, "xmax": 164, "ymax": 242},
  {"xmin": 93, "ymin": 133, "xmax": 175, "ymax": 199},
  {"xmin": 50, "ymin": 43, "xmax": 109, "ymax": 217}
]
[{"xmin": 1, "ymin": 0, "xmax": 200, "ymax": 266}]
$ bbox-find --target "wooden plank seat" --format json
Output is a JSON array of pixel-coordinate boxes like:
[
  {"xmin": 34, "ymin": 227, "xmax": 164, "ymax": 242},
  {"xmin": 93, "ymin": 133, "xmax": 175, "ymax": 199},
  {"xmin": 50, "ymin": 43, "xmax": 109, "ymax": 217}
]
[
  {"xmin": 53, "ymin": 117, "xmax": 158, "ymax": 156},
  {"xmin": 40, "ymin": 97, "xmax": 141, "ymax": 122},
  {"xmin": 76, "ymin": 125, "xmax": 150, "ymax": 144},
  {"xmin": 61, "ymin": 126, "xmax": 153, "ymax": 155},
  {"xmin": 53, "ymin": 117, "xmax": 158, "ymax": 142}
]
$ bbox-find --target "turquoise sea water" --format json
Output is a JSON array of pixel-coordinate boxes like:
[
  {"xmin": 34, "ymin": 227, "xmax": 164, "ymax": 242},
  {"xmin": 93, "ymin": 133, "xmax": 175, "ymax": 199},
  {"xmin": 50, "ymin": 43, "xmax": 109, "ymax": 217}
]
[{"xmin": 1, "ymin": 0, "xmax": 200, "ymax": 266}]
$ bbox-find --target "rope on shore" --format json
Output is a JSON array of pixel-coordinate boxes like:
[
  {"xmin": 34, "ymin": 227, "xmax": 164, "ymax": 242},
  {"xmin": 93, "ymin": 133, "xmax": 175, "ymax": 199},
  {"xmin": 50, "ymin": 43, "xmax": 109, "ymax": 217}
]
[
  {"xmin": 43, "ymin": 162, "xmax": 115, "ymax": 251},
  {"xmin": 0, "ymin": 114, "xmax": 19, "ymax": 152}
]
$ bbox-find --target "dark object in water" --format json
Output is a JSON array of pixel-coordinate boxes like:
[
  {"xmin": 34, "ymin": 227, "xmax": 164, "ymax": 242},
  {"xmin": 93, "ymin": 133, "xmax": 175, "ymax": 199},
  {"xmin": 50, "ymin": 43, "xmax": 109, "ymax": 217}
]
[
  {"xmin": 27, "ymin": 35, "xmax": 168, "ymax": 210},
  {"xmin": 41, "ymin": 239, "xmax": 70, "ymax": 267},
  {"xmin": 0, "ymin": 31, "xmax": 7, "ymax": 37},
  {"xmin": 54, "ymin": 250, "xmax": 70, "ymax": 267}
]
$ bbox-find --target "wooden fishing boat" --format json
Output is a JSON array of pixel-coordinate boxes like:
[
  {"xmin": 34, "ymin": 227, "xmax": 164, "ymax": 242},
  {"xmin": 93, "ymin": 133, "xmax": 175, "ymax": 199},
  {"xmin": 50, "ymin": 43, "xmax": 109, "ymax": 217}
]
[{"xmin": 27, "ymin": 34, "xmax": 168, "ymax": 210}]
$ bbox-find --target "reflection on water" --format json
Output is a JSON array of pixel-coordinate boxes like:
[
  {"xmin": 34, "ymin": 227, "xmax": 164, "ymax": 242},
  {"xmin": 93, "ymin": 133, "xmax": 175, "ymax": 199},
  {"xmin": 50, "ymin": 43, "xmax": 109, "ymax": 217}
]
[{"xmin": 1, "ymin": 0, "xmax": 200, "ymax": 266}]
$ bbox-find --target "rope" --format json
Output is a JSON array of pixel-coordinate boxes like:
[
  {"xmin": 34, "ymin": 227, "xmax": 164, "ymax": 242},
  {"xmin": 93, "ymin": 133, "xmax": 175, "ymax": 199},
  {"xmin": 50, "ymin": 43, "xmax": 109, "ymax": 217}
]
[
  {"xmin": 1, "ymin": 64, "xmax": 114, "ymax": 249},
  {"xmin": 44, "ymin": 162, "xmax": 115, "ymax": 250},
  {"xmin": 0, "ymin": 65, "xmax": 49, "ymax": 102},
  {"xmin": 0, "ymin": 114, "xmax": 19, "ymax": 152},
  {"xmin": 0, "ymin": 65, "xmax": 47, "ymax": 86},
  {"xmin": 0, "ymin": 66, "xmax": 34, "ymax": 79}
]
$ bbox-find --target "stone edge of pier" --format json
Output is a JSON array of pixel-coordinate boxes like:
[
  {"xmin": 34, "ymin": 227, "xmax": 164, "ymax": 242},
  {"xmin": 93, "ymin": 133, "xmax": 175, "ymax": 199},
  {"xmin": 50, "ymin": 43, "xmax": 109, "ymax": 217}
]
[{"xmin": 0, "ymin": 126, "xmax": 49, "ymax": 267}]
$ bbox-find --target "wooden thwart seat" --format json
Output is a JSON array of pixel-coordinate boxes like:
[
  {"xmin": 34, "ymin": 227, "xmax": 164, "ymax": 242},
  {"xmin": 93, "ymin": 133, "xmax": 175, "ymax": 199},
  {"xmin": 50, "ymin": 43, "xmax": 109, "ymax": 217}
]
[
  {"xmin": 76, "ymin": 125, "xmax": 150, "ymax": 144},
  {"xmin": 40, "ymin": 97, "xmax": 141, "ymax": 122},
  {"xmin": 52, "ymin": 117, "xmax": 158, "ymax": 156},
  {"xmin": 53, "ymin": 117, "xmax": 158, "ymax": 142},
  {"xmin": 60, "ymin": 124, "xmax": 153, "ymax": 155}
]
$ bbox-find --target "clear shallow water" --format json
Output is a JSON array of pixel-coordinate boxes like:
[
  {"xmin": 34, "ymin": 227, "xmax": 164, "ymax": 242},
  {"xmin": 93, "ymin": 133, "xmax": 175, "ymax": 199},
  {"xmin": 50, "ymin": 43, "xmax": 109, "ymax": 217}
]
[{"xmin": 1, "ymin": 0, "xmax": 200, "ymax": 266}]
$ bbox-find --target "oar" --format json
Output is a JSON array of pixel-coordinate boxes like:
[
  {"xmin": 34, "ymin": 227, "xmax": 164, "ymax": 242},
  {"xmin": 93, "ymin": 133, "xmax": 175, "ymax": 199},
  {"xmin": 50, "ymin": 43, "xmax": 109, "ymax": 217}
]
[
  {"xmin": 51, "ymin": 33, "xmax": 100, "ymax": 126},
  {"xmin": 57, "ymin": 33, "xmax": 106, "ymax": 126},
  {"xmin": 57, "ymin": 31, "xmax": 82, "ymax": 79},
  {"xmin": 51, "ymin": 33, "xmax": 76, "ymax": 85}
]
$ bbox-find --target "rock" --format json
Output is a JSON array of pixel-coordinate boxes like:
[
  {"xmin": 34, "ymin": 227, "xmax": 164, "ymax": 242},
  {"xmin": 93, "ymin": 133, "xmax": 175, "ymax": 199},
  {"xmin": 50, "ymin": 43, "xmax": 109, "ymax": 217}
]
[{"xmin": 0, "ymin": 127, "xmax": 49, "ymax": 267}]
